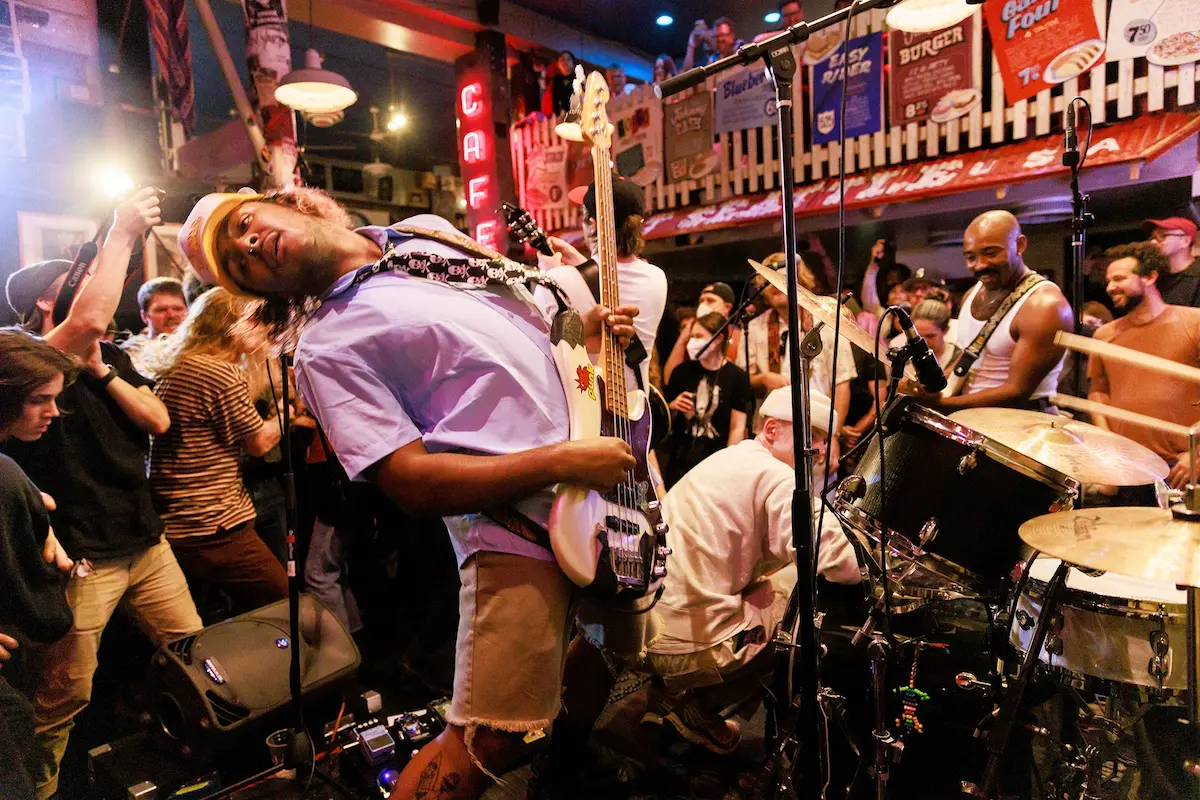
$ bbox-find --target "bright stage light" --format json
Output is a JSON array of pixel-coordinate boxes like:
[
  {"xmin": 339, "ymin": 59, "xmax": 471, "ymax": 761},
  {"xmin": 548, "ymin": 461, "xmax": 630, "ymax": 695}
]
[
  {"xmin": 764, "ymin": 11, "xmax": 781, "ymax": 23},
  {"xmin": 386, "ymin": 109, "xmax": 408, "ymax": 132},
  {"xmin": 656, "ymin": 14, "xmax": 673, "ymax": 26},
  {"xmin": 97, "ymin": 165, "xmax": 134, "ymax": 199}
]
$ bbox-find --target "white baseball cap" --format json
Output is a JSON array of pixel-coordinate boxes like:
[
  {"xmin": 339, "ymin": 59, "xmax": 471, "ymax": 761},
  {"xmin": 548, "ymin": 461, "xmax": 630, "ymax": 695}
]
[{"xmin": 760, "ymin": 386, "xmax": 838, "ymax": 432}]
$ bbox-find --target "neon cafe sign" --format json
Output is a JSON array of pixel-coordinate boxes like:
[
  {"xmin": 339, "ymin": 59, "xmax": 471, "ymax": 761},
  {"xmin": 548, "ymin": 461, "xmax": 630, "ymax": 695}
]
[{"xmin": 455, "ymin": 70, "xmax": 502, "ymax": 251}]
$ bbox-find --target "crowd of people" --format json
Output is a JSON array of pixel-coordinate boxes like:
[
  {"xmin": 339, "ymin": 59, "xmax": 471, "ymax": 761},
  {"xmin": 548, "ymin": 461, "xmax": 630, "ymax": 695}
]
[
  {"xmin": 0, "ymin": 170, "xmax": 1197, "ymax": 800},
  {"xmin": 521, "ymin": 1, "xmax": 809, "ymax": 121}
]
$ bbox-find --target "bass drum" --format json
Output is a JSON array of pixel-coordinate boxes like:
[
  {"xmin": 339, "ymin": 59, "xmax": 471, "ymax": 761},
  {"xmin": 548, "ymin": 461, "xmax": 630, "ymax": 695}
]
[{"xmin": 835, "ymin": 399, "xmax": 1078, "ymax": 609}]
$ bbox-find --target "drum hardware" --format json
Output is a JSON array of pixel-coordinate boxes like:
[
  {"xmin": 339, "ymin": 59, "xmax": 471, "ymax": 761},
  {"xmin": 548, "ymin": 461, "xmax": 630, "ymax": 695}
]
[
  {"xmin": 955, "ymin": 673, "xmax": 990, "ymax": 692},
  {"xmin": 918, "ymin": 519, "xmax": 938, "ymax": 547},
  {"xmin": 1015, "ymin": 611, "xmax": 1034, "ymax": 631},
  {"xmin": 973, "ymin": 560, "xmax": 1072, "ymax": 800},
  {"xmin": 957, "ymin": 452, "xmax": 978, "ymax": 475},
  {"xmin": 1149, "ymin": 616, "xmax": 1171, "ymax": 690}
]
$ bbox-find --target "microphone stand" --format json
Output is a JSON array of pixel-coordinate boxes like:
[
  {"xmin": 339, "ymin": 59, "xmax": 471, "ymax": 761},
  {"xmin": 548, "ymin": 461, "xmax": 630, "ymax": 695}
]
[
  {"xmin": 1062, "ymin": 99, "xmax": 1091, "ymax": 397},
  {"xmin": 659, "ymin": 2, "xmax": 904, "ymax": 793}
]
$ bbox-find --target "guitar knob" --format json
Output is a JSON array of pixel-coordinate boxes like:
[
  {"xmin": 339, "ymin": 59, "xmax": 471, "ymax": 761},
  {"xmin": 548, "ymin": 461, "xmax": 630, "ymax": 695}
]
[
  {"xmin": 646, "ymin": 500, "xmax": 661, "ymax": 513},
  {"xmin": 654, "ymin": 522, "xmax": 668, "ymax": 536},
  {"xmin": 657, "ymin": 546, "xmax": 672, "ymax": 557}
]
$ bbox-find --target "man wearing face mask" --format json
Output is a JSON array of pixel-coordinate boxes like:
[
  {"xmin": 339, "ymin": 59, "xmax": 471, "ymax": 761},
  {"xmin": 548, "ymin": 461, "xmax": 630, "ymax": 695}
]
[
  {"xmin": 635, "ymin": 387, "xmax": 859, "ymax": 754},
  {"xmin": 662, "ymin": 313, "xmax": 753, "ymax": 488},
  {"xmin": 663, "ymin": 282, "xmax": 740, "ymax": 384}
]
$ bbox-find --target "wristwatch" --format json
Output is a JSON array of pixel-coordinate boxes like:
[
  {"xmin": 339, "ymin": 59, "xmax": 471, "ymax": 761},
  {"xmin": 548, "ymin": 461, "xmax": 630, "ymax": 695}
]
[{"xmin": 95, "ymin": 366, "xmax": 118, "ymax": 387}]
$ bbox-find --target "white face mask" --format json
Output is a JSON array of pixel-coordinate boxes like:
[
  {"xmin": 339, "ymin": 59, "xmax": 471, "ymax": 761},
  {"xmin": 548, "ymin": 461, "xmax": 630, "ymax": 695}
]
[
  {"xmin": 696, "ymin": 301, "xmax": 719, "ymax": 318},
  {"xmin": 686, "ymin": 337, "xmax": 709, "ymax": 361}
]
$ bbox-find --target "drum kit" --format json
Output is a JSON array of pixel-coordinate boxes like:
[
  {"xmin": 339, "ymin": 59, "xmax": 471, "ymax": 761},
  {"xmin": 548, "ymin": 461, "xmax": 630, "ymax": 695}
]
[{"xmin": 770, "ymin": 290, "xmax": 1200, "ymax": 798}]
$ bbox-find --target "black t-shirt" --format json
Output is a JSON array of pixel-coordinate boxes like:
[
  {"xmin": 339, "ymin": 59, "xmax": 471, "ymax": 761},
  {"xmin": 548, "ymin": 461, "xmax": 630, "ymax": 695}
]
[
  {"xmin": 663, "ymin": 360, "xmax": 753, "ymax": 487},
  {"xmin": 0, "ymin": 453, "xmax": 71, "ymax": 644},
  {"xmin": 1157, "ymin": 259, "xmax": 1200, "ymax": 308},
  {"xmin": 4, "ymin": 342, "xmax": 162, "ymax": 561}
]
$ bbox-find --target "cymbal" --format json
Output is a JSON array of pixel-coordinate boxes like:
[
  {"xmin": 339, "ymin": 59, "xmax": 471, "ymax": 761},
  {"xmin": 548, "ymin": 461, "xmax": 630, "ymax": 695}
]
[
  {"xmin": 950, "ymin": 407, "xmax": 1168, "ymax": 486},
  {"xmin": 1020, "ymin": 507, "xmax": 1200, "ymax": 587},
  {"xmin": 749, "ymin": 259, "xmax": 883, "ymax": 360}
]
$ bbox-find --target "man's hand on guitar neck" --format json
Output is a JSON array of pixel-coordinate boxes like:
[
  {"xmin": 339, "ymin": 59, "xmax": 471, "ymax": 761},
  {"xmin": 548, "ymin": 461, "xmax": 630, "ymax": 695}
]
[
  {"xmin": 546, "ymin": 236, "xmax": 588, "ymax": 267},
  {"xmin": 556, "ymin": 438, "xmax": 637, "ymax": 492},
  {"xmin": 583, "ymin": 304, "xmax": 640, "ymax": 352}
]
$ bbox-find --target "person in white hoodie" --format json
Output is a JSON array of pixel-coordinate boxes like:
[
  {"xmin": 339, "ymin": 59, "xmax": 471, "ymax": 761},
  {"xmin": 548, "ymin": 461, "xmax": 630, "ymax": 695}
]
[{"xmin": 638, "ymin": 386, "xmax": 860, "ymax": 754}]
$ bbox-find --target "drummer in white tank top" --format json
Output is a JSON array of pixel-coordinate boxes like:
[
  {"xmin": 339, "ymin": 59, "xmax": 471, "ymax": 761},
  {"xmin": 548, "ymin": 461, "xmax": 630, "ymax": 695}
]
[
  {"xmin": 953, "ymin": 281, "xmax": 1065, "ymax": 399},
  {"xmin": 900, "ymin": 210, "xmax": 1073, "ymax": 411}
]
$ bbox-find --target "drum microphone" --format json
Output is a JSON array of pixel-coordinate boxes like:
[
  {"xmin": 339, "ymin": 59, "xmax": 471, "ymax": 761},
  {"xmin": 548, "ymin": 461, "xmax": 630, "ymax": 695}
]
[
  {"xmin": 1062, "ymin": 102, "xmax": 1080, "ymax": 168},
  {"xmin": 894, "ymin": 306, "xmax": 948, "ymax": 393}
]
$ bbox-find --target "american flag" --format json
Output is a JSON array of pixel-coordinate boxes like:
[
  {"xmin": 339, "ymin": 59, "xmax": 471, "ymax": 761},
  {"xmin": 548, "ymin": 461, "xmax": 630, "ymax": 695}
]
[{"xmin": 144, "ymin": 0, "xmax": 194, "ymax": 136}]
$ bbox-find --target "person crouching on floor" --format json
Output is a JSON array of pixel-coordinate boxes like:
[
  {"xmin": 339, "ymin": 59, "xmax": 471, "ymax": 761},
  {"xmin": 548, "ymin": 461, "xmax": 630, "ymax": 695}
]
[{"xmin": 637, "ymin": 386, "xmax": 861, "ymax": 754}]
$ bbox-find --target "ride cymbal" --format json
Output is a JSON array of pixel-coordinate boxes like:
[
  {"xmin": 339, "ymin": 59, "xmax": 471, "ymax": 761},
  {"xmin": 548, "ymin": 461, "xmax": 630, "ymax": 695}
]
[
  {"xmin": 1020, "ymin": 507, "xmax": 1200, "ymax": 586},
  {"xmin": 951, "ymin": 407, "xmax": 1168, "ymax": 487}
]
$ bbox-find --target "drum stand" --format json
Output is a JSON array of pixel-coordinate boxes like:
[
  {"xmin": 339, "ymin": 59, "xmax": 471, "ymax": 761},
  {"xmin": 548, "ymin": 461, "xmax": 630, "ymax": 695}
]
[{"xmin": 965, "ymin": 560, "xmax": 1072, "ymax": 800}]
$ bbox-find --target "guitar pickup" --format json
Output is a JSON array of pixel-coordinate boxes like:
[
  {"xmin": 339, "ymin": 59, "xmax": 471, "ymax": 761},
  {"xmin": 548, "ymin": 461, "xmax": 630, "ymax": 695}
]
[{"xmin": 605, "ymin": 516, "xmax": 641, "ymax": 536}]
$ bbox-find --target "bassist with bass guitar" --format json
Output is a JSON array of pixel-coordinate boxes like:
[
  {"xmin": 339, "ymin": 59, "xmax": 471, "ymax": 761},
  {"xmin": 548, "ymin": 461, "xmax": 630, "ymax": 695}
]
[{"xmin": 179, "ymin": 182, "xmax": 657, "ymax": 799}]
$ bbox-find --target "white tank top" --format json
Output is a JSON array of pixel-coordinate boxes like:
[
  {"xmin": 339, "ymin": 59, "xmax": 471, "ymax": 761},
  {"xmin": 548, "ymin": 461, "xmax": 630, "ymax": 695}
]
[{"xmin": 953, "ymin": 280, "xmax": 1064, "ymax": 399}]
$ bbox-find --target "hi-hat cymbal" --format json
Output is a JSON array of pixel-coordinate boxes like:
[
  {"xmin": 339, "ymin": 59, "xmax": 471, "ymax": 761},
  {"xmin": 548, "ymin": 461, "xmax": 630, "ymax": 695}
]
[
  {"xmin": 1020, "ymin": 507, "xmax": 1200, "ymax": 587},
  {"xmin": 749, "ymin": 258, "xmax": 883, "ymax": 359},
  {"xmin": 950, "ymin": 407, "xmax": 1168, "ymax": 486}
]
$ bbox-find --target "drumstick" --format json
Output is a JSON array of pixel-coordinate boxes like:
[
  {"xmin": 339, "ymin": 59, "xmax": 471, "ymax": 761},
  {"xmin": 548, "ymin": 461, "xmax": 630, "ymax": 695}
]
[
  {"xmin": 1050, "ymin": 393, "xmax": 1193, "ymax": 437},
  {"xmin": 1056, "ymin": 332, "xmax": 1200, "ymax": 385}
]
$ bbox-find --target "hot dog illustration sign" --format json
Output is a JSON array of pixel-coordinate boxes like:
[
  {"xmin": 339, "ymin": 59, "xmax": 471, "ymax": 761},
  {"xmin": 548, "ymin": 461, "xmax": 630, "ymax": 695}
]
[{"xmin": 985, "ymin": 0, "xmax": 1106, "ymax": 104}]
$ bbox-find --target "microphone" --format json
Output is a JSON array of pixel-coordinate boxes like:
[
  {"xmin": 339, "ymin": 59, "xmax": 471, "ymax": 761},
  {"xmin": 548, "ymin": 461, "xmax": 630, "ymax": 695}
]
[
  {"xmin": 894, "ymin": 306, "xmax": 948, "ymax": 393},
  {"xmin": 1062, "ymin": 103, "xmax": 1079, "ymax": 168}
]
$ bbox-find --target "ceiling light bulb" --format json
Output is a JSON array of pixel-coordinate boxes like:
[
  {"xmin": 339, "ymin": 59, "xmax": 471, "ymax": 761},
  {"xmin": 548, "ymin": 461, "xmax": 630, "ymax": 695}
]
[
  {"xmin": 886, "ymin": 0, "xmax": 975, "ymax": 33},
  {"xmin": 765, "ymin": 11, "xmax": 781, "ymax": 23},
  {"xmin": 656, "ymin": 14, "xmax": 673, "ymax": 26},
  {"xmin": 387, "ymin": 111, "xmax": 408, "ymax": 132},
  {"xmin": 275, "ymin": 48, "xmax": 358, "ymax": 114}
]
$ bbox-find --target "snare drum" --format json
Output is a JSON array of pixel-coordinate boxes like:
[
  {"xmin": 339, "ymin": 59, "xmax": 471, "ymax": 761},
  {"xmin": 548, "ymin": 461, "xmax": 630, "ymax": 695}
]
[
  {"xmin": 835, "ymin": 402, "xmax": 1077, "ymax": 606},
  {"xmin": 1010, "ymin": 557, "xmax": 1187, "ymax": 693}
]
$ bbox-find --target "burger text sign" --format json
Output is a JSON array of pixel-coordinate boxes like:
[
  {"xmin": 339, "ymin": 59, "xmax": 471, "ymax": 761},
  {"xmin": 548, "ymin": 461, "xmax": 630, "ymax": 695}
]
[
  {"xmin": 985, "ymin": 0, "xmax": 1106, "ymax": 104},
  {"xmin": 888, "ymin": 13, "xmax": 979, "ymax": 125}
]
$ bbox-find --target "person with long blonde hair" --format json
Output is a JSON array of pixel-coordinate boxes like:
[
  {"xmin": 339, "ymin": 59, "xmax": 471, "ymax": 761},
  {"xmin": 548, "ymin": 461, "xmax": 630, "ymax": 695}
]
[{"xmin": 146, "ymin": 288, "xmax": 286, "ymax": 613}]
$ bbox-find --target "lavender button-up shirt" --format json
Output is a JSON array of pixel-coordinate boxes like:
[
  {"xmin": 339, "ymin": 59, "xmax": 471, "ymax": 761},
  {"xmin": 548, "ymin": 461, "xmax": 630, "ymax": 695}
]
[{"xmin": 294, "ymin": 219, "xmax": 568, "ymax": 565}]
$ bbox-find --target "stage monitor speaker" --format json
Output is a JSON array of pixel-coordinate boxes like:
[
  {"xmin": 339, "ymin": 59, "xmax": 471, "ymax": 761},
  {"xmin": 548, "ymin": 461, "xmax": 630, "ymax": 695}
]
[{"xmin": 146, "ymin": 594, "xmax": 360, "ymax": 760}]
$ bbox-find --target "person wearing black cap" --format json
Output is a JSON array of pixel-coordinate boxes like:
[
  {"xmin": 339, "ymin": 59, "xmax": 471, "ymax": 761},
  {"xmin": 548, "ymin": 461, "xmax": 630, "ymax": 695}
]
[
  {"xmin": 535, "ymin": 173, "xmax": 667, "ymax": 397},
  {"xmin": 662, "ymin": 281, "xmax": 741, "ymax": 385},
  {"xmin": 3, "ymin": 188, "xmax": 203, "ymax": 798}
]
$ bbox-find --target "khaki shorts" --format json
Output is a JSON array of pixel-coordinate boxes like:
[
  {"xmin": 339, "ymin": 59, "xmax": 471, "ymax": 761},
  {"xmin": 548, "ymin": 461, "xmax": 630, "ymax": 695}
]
[{"xmin": 448, "ymin": 550, "xmax": 662, "ymax": 735}]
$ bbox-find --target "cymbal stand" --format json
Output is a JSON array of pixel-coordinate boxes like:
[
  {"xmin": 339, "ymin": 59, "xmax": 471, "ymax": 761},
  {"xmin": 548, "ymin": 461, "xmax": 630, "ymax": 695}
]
[
  {"xmin": 966, "ymin": 561, "xmax": 1072, "ymax": 799},
  {"xmin": 1170, "ymin": 430, "xmax": 1200, "ymax": 725}
]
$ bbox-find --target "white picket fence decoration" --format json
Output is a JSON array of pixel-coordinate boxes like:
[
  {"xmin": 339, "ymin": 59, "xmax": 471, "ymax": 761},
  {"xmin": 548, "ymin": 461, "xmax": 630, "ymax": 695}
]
[{"xmin": 510, "ymin": 1, "xmax": 1199, "ymax": 234}]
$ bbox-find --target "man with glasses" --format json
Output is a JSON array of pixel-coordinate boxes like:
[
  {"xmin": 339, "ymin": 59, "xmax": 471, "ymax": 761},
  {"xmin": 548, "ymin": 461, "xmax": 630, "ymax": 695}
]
[{"xmin": 1144, "ymin": 217, "xmax": 1199, "ymax": 307}]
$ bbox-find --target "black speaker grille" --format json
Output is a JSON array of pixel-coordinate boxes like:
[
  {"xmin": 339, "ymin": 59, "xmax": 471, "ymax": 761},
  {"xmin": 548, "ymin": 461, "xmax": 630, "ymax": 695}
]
[
  {"xmin": 205, "ymin": 691, "xmax": 250, "ymax": 727},
  {"xmin": 168, "ymin": 635, "xmax": 197, "ymax": 664}
]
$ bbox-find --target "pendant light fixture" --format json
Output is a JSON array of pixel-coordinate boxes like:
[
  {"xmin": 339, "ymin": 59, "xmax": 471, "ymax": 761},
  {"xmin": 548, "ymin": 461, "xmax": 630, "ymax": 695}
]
[
  {"xmin": 274, "ymin": 0, "xmax": 357, "ymax": 114},
  {"xmin": 886, "ymin": 0, "xmax": 980, "ymax": 34}
]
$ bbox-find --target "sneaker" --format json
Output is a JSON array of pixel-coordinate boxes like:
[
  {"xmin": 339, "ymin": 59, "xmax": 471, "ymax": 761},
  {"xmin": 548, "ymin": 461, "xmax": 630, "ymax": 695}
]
[
  {"xmin": 641, "ymin": 682, "xmax": 742, "ymax": 755},
  {"xmin": 662, "ymin": 704, "xmax": 742, "ymax": 755}
]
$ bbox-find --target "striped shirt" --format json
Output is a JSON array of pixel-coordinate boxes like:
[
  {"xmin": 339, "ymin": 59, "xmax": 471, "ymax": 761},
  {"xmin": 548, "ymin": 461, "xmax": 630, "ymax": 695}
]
[{"xmin": 150, "ymin": 354, "xmax": 264, "ymax": 539}]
